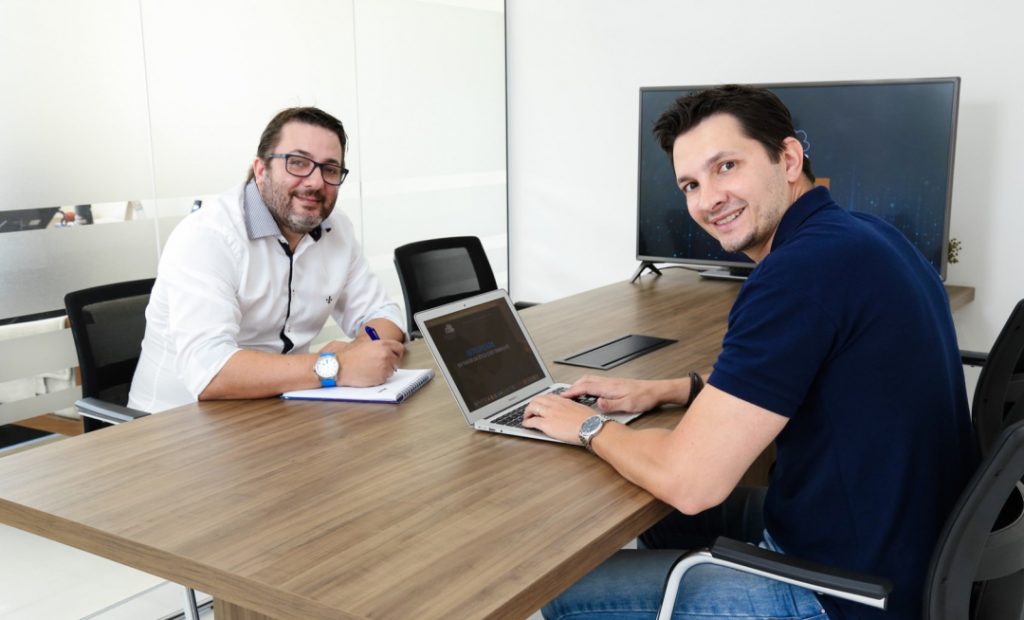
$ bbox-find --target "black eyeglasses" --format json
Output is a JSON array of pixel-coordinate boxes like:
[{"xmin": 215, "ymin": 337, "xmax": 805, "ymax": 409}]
[{"xmin": 268, "ymin": 153, "xmax": 349, "ymax": 186}]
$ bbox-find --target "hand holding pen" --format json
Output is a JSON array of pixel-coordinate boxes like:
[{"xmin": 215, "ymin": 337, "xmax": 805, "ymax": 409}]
[{"xmin": 317, "ymin": 324, "xmax": 400, "ymax": 387}]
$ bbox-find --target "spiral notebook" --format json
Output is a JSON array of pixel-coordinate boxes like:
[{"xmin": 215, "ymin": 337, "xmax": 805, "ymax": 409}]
[{"xmin": 281, "ymin": 368, "xmax": 434, "ymax": 403}]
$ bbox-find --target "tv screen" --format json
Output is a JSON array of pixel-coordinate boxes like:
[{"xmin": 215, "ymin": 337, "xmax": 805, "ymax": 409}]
[{"xmin": 636, "ymin": 78, "xmax": 960, "ymax": 279}]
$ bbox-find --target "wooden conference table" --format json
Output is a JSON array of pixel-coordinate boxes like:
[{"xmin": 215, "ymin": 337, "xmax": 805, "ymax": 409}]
[{"xmin": 0, "ymin": 270, "xmax": 974, "ymax": 620}]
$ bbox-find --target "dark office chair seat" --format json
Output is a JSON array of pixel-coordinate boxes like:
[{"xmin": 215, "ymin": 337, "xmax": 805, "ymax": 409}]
[
  {"xmin": 64, "ymin": 278, "xmax": 203, "ymax": 619},
  {"xmin": 394, "ymin": 236, "xmax": 535, "ymax": 339},
  {"xmin": 64, "ymin": 278, "xmax": 154, "ymax": 432}
]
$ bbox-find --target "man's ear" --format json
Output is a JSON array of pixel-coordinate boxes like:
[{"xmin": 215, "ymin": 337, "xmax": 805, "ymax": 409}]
[
  {"xmin": 780, "ymin": 136, "xmax": 805, "ymax": 183},
  {"xmin": 252, "ymin": 157, "xmax": 266, "ymax": 186}
]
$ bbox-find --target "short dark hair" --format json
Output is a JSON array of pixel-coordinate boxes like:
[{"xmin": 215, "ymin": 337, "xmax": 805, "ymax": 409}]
[
  {"xmin": 246, "ymin": 106, "xmax": 349, "ymax": 182},
  {"xmin": 652, "ymin": 84, "xmax": 814, "ymax": 182}
]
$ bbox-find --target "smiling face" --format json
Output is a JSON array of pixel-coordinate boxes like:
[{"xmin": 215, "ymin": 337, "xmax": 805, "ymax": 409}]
[
  {"xmin": 672, "ymin": 113, "xmax": 809, "ymax": 263},
  {"xmin": 253, "ymin": 121, "xmax": 343, "ymax": 246}
]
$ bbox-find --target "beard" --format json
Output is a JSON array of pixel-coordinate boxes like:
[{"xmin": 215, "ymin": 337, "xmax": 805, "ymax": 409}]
[
  {"xmin": 718, "ymin": 205, "xmax": 781, "ymax": 255},
  {"xmin": 261, "ymin": 171, "xmax": 333, "ymax": 235},
  {"xmin": 716, "ymin": 173, "xmax": 791, "ymax": 255},
  {"xmin": 719, "ymin": 208, "xmax": 765, "ymax": 254},
  {"xmin": 719, "ymin": 227, "xmax": 756, "ymax": 255}
]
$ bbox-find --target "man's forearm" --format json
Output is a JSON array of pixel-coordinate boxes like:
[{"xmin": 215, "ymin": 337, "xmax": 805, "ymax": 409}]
[
  {"xmin": 199, "ymin": 350, "xmax": 320, "ymax": 400},
  {"xmin": 590, "ymin": 385, "xmax": 786, "ymax": 516},
  {"xmin": 588, "ymin": 423, "xmax": 724, "ymax": 515}
]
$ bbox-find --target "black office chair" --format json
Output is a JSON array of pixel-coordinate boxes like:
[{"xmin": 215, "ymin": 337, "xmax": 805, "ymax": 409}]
[
  {"xmin": 64, "ymin": 278, "xmax": 204, "ymax": 619},
  {"xmin": 961, "ymin": 299, "xmax": 1024, "ymax": 456},
  {"xmin": 657, "ymin": 301, "xmax": 1024, "ymax": 619},
  {"xmin": 394, "ymin": 236, "xmax": 535, "ymax": 339},
  {"xmin": 64, "ymin": 278, "xmax": 154, "ymax": 432},
  {"xmin": 656, "ymin": 419, "xmax": 1024, "ymax": 619},
  {"xmin": 924, "ymin": 420, "xmax": 1024, "ymax": 618}
]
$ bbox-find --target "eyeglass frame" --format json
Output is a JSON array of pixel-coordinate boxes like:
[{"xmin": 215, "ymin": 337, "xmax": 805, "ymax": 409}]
[{"xmin": 267, "ymin": 153, "xmax": 349, "ymax": 186}]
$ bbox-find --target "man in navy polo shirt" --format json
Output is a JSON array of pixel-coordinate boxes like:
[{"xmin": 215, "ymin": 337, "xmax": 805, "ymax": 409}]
[{"xmin": 523, "ymin": 85, "xmax": 978, "ymax": 619}]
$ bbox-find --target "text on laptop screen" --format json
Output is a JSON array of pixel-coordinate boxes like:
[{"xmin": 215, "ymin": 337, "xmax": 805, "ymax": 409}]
[{"xmin": 422, "ymin": 298, "xmax": 545, "ymax": 411}]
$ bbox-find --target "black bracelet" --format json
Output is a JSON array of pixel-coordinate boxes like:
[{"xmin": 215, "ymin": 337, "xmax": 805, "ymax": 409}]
[{"xmin": 685, "ymin": 371, "xmax": 704, "ymax": 406}]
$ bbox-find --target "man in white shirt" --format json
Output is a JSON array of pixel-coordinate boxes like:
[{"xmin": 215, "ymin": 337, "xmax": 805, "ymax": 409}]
[{"xmin": 129, "ymin": 107, "xmax": 405, "ymax": 413}]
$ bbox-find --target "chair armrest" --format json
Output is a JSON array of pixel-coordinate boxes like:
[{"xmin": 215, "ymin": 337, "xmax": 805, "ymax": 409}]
[
  {"xmin": 657, "ymin": 537, "xmax": 892, "ymax": 620},
  {"xmin": 710, "ymin": 537, "xmax": 892, "ymax": 600},
  {"xmin": 961, "ymin": 349, "xmax": 988, "ymax": 367},
  {"xmin": 75, "ymin": 397, "xmax": 149, "ymax": 425}
]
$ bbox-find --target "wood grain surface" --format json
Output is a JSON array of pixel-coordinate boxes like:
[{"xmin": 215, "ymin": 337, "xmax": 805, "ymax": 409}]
[{"xmin": 0, "ymin": 270, "xmax": 973, "ymax": 619}]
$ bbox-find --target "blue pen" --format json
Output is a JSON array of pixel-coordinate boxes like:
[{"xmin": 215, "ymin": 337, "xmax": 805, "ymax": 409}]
[{"xmin": 365, "ymin": 325, "xmax": 380, "ymax": 341}]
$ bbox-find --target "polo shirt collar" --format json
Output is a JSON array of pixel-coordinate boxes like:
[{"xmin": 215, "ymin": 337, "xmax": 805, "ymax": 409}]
[
  {"xmin": 243, "ymin": 180, "xmax": 324, "ymax": 242},
  {"xmin": 770, "ymin": 185, "xmax": 836, "ymax": 251}
]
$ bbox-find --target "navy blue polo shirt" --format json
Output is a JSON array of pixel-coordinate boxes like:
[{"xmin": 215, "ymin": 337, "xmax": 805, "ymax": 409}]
[{"xmin": 708, "ymin": 187, "xmax": 978, "ymax": 619}]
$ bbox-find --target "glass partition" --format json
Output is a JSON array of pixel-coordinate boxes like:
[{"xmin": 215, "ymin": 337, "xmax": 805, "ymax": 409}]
[
  {"xmin": 1, "ymin": 0, "xmax": 506, "ymax": 321},
  {"xmin": 0, "ymin": 0, "xmax": 158, "ymax": 320}
]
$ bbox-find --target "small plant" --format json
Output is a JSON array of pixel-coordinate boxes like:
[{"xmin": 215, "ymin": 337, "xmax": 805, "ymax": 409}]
[{"xmin": 948, "ymin": 238, "xmax": 962, "ymax": 265}]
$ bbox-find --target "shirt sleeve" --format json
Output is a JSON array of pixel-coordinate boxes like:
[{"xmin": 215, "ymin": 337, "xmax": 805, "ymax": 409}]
[
  {"xmin": 329, "ymin": 218, "xmax": 406, "ymax": 337},
  {"xmin": 709, "ymin": 278, "xmax": 839, "ymax": 418},
  {"xmin": 160, "ymin": 222, "xmax": 245, "ymax": 398}
]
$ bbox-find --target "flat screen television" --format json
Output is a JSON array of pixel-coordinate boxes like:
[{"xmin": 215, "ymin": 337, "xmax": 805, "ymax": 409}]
[{"xmin": 635, "ymin": 78, "xmax": 960, "ymax": 280}]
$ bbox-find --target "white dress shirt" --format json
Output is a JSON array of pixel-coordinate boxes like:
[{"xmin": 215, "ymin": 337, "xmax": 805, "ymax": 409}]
[{"xmin": 128, "ymin": 182, "xmax": 403, "ymax": 413}]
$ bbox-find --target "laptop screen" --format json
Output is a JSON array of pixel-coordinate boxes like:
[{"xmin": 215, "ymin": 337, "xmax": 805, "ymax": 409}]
[{"xmin": 422, "ymin": 296, "xmax": 546, "ymax": 412}]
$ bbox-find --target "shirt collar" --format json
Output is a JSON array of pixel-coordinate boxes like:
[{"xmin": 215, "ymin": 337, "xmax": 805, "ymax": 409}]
[
  {"xmin": 770, "ymin": 185, "xmax": 836, "ymax": 252},
  {"xmin": 243, "ymin": 180, "xmax": 324, "ymax": 242}
]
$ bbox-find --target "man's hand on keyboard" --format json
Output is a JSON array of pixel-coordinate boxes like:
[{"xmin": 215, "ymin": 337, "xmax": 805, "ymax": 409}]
[
  {"xmin": 522, "ymin": 393, "xmax": 593, "ymax": 445},
  {"xmin": 561, "ymin": 375, "xmax": 678, "ymax": 414}
]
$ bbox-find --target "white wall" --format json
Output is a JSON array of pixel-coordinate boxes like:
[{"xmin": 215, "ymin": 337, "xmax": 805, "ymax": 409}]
[{"xmin": 506, "ymin": 0, "xmax": 1024, "ymax": 352}]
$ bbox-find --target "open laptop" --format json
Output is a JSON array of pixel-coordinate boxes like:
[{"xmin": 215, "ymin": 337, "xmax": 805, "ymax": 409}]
[{"xmin": 415, "ymin": 289, "xmax": 643, "ymax": 444}]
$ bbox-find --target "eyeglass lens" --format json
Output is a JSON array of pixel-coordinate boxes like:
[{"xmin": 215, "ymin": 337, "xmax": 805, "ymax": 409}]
[{"xmin": 284, "ymin": 155, "xmax": 346, "ymax": 185}]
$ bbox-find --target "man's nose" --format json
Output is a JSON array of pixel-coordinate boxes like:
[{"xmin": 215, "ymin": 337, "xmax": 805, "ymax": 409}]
[
  {"xmin": 302, "ymin": 167, "xmax": 326, "ymax": 189},
  {"xmin": 697, "ymin": 179, "xmax": 726, "ymax": 214}
]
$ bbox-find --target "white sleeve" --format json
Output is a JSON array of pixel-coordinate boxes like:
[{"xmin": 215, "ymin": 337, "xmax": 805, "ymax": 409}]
[
  {"xmin": 330, "ymin": 220, "xmax": 406, "ymax": 337},
  {"xmin": 160, "ymin": 223, "xmax": 245, "ymax": 398}
]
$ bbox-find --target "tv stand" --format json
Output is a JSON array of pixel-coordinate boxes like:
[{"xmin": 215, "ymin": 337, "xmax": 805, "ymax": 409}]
[
  {"xmin": 700, "ymin": 266, "xmax": 753, "ymax": 281},
  {"xmin": 630, "ymin": 261, "xmax": 663, "ymax": 283}
]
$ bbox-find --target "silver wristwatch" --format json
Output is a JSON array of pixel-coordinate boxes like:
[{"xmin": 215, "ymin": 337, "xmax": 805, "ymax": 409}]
[{"xmin": 579, "ymin": 414, "xmax": 611, "ymax": 452}]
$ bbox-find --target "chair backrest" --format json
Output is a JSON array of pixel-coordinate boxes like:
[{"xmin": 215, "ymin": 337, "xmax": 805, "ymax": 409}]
[
  {"xmin": 393, "ymin": 236, "xmax": 498, "ymax": 337},
  {"xmin": 923, "ymin": 420, "xmax": 1024, "ymax": 620},
  {"xmin": 64, "ymin": 279, "xmax": 154, "ymax": 420},
  {"xmin": 972, "ymin": 299, "xmax": 1024, "ymax": 455}
]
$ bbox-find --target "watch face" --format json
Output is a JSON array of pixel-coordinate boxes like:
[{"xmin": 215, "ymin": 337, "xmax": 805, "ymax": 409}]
[
  {"xmin": 581, "ymin": 416, "xmax": 603, "ymax": 435},
  {"xmin": 315, "ymin": 354, "xmax": 339, "ymax": 379}
]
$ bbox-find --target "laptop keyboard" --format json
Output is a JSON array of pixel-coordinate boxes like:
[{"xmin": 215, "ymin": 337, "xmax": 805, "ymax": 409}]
[{"xmin": 490, "ymin": 388, "xmax": 599, "ymax": 429}]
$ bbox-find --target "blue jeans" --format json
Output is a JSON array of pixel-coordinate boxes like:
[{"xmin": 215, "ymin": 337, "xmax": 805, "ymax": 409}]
[{"xmin": 542, "ymin": 488, "xmax": 828, "ymax": 620}]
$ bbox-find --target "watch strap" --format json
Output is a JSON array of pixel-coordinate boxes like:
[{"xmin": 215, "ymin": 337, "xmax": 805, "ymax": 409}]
[{"xmin": 685, "ymin": 371, "xmax": 704, "ymax": 406}]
